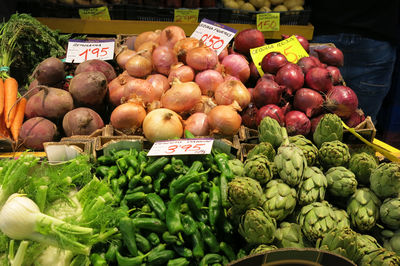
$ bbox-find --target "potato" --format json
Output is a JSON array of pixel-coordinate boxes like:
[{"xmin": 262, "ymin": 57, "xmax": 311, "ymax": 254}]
[
  {"xmin": 273, "ymin": 4, "xmax": 288, "ymax": 11},
  {"xmin": 284, "ymin": 0, "xmax": 304, "ymax": 9}
]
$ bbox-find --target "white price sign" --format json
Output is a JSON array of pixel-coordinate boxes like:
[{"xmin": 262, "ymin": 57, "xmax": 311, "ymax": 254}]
[
  {"xmin": 190, "ymin": 18, "xmax": 237, "ymax": 55},
  {"xmin": 147, "ymin": 139, "xmax": 214, "ymax": 156},
  {"xmin": 65, "ymin": 39, "xmax": 115, "ymax": 63}
]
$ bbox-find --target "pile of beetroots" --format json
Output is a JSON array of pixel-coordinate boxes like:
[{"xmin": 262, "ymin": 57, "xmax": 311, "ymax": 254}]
[{"xmin": 22, "ymin": 26, "xmax": 365, "ymax": 150}]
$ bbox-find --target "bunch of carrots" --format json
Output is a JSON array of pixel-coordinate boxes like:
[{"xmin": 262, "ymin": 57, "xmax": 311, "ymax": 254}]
[{"xmin": 0, "ymin": 21, "xmax": 26, "ymax": 143}]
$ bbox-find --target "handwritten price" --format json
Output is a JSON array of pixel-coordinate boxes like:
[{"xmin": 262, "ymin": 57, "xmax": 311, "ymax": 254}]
[
  {"xmin": 166, "ymin": 144, "xmax": 206, "ymax": 154},
  {"xmin": 257, "ymin": 19, "xmax": 278, "ymax": 31},
  {"xmin": 78, "ymin": 47, "xmax": 109, "ymax": 61},
  {"xmin": 200, "ymin": 34, "xmax": 224, "ymax": 50}
]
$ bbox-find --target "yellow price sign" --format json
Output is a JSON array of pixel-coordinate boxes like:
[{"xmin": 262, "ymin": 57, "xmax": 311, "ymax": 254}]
[
  {"xmin": 250, "ymin": 35, "xmax": 309, "ymax": 76},
  {"xmin": 174, "ymin": 9, "xmax": 199, "ymax": 23},
  {"xmin": 79, "ymin": 6, "xmax": 110, "ymax": 20},
  {"xmin": 256, "ymin": 13, "xmax": 280, "ymax": 32}
]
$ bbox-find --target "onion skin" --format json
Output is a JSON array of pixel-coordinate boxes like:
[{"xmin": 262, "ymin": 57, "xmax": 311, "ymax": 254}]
[
  {"xmin": 159, "ymin": 26, "xmax": 186, "ymax": 49},
  {"xmin": 285, "ymin": 110, "xmax": 311, "ymax": 136},
  {"xmin": 221, "ymin": 54, "xmax": 251, "ymax": 83},
  {"xmin": 208, "ymin": 105, "xmax": 242, "ymax": 136},
  {"xmin": 297, "ymin": 56, "xmax": 319, "ymax": 74},
  {"xmin": 152, "ymin": 46, "xmax": 178, "ymax": 75},
  {"xmin": 282, "ymin": 34, "xmax": 309, "ymax": 53},
  {"xmin": 241, "ymin": 102, "xmax": 258, "ymax": 129},
  {"xmin": 123, "ymin": 78, "xmax": 156, "ymax": 105},
  {"xmin": 146, "ymin": 74, "xmax": 170, "ymax": 100},
  {"xmin": 261, "ymin": 52, "xmax": 288, "ymax": 74},
  {"xmin": 143, "ymin": 108, "xmax": 183, "ymax": 142},
  {"xmin": 315, "ymin": 47, "xmax": 344, "ymax": 67},
  {"xmin": 168, "ymin": 63, "xmax": 195, "ymax": 83},
  {"xmin": 125, "ymin": 54, "xmax": 153, "ymax": 78},
  {"xmin": 256, "ymin": 104, "xmax": 285, "ymax": 126},
  {"xmin": 195, "ymin": 70, "xmax": 224, "ymax": 96},
  {"xmin": 345, "ymin": 109, "xmax": 365, "ymax": 128},
  {"xmin": 173, "ymin": 37, "xmax": 202, "ymax": 63},
  {"xmin": 325, "ymin": 85, "xmax": 359, "ymax": 119},
  {"xmin": 184, "ymin": 112, "xmax": 210, "ymax": 136},
  {"xmin": 134, "ymin": 30, "xmax": 161, "ymax": 51},
  {"xmin": 293, "ymin": 88, "xmax": 324, "ymax": 118},
  {"xmin": 191, "ymin": 96, "xmax": 217, "ymax": 114},
  {"xmin": 249, "ymin": 62, "xmax": 261, "ymax": 83},
  {"xmin": 253, "ymin": 78, "xmax": 284, "ymax": 108},
  {"xmin": 311, "ymin": 114, "xmax": 325, "ymax": 133},
  {"xmin": 218, "ymin": 47, "xmax": 229, "ymax": 62},
  {"xmin": 305, "ymin": 67, "xmax": 333, "ymax": 93},
  {"xmin": 108, "ymin": 73, "xmax": 135, "ymax": 106},
  {"xmin": 326, "ymin": 66, "xmax": 342, "ymax": 85},
  {"xmin": 136, "ymin": 41, "xmax": 158, "ymax": 59},
  {"xmin": 161, "ymin": 80, "xmax": 202, "ymax": 113},
  {"xmin": 275, "ymin": 63, "xmax": 304, "ymax": 94},
  {"xmin": 214, "ymin": 79, "xmax": 251, "ymax": 109},
  {"xmin": 116, "ymin": 49, "xmax": 136, "ymax": 69},
  {"xmin": 110, "ymin": 102, "xmax": 146, "ymax": 134},
  {"xmin": 186, "ymin": 46, "xmax": 218, "ymax": 71},
  {"xmin": 234, "ymin": 29, "xmax": 265, "ymax": 55}
]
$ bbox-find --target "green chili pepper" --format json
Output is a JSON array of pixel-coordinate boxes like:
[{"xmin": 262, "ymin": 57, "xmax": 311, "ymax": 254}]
[
  {"xmin": 214, "ymin": 153, "xmax": 234, "ymax": 180},
  {"xmin": 140, "ymin": 175, "xmax": 152, "ymax": 185},
  {"xmin": 145, "ymin": 157, "xmax": 170, "ymax": 176},
  {"xmin": 119, "ymin": 217, "xmax": 138, "ymax": 256},
  {"xmin": 187, "ymin": 161, "xmax": 203, "ymax": 175},
  {"xmin": 129, "ymin": 185, "xmax": 145, "ymax": 193},
  {"xmin": 143, "ymin": 183, "xmax": 153, "ymax": 194},
  {"xmin": 198, "ymin": 222, "xmax": 220, "ymax": 253},
  {"xmin": 115, "ymin": 250, "xmax": 145, "ymax": 266},
  {"xmin": 105, "ymin": 241, "xmax": 120, "ymax": 263},
  {"xmin": 184, "ymin": 129, "xmax": 196, "ymax": 139},
  {"xmin": 184, "ymin": 181, "xmax": 203, "ymax": 194},
  {"xmin": 125, "ymin": 155, "xmax": 139, "ymax": 172},
  {"xmin": 116, "ymin": 157, "xmax": 129, "ymax": 173},
  {"xmin": 191, "ymin": 228, "xmax": 204, "ymax": 259},
  {"xmin": 154, "ymin": 172, "xmax": 168, "ymax": 193},
  {"xmin": 95, "ymin": 166, "xmax": 110, "ymax": 178},
  {"xmin": 181, "ymin": 214, "xmax": 197, "ymax": 236},
  {"xmin": 97, "ymin": 155, "xmax": 114, "ymax": 165},
  {"xmin": 219, "ymin": 242, "xmax": 236, "ymax": 261},
  {"xmin": 200, "ymin": 191, "xmax": 209, "ymax": 206},
  {"xmin": 160, "ymin": 188, "xmax": 169, "ymax": 198},
  {"xmin": 147, "ymin": 249, "xmax": 175, "ymax": 266},
  {"xmin": 126, "ymin": 167, "xmax": 136, "ymax": 180},
  {"xmin": 222, "ymin": 218, "xmax": 234, "ymax": 236},
  {"xmin": 222, "ymin": 256, "xmax": 229, "ymax": 265},
  {"xmin": 168, "ymin": 257, "xmax": 190, "ymax": 266},
  {"xmin": 138, "ymin": 151, "xmax": 148, "ymax": 169},
  {"xmin": 162, "ymin": 231, "xmax": 183, "ymax": 246},
  {"xmin": 166, "ymin": 193, "xmax": 185, "ymax": 234},
  {"xmin": 199, "ymin": 254, "xmax": 222, "ymax": 266},
  {"xmin": 131, "ymin": 217, "xmax": 167, "ymax": 233},
  {"xmin": 209, "ymin": 182, "xmax": 221, "ymax": 227},
  {"xmin": 113, "ymin": 150, "xmax": 131, "ymax": 159},
  {"xmin": 146, "ymin": 193, "xmax": 167, "ymax": 220},
  {"xmin": 107, "ymin": 165, "xmax": 119, "ymax": 182},
  {"xmin": 128, "ymin": 173, "xmax": 142, "ymax": 189},
  {"xmin": 180, "ymin": 203, "xmax": 190, "ymax": 214},
  {"xmin": 124, "ymin": 192, "xmax": 146, "ymax": 205},
  {"xmin": 236, "ymin": 249, "xmax": 247, "ymax": 259},
  {"xmin": 173, "ymin": 245, "xmax": 193, "ymax": 258},
  {"xmin": 111, "ymin": 179, "xmax": 121, "ymax": 196},
  {"xmin": 219, "ymin": 174, "xmax": 230, "ymax": 208},
  {"xmin": 163, "ymin": 164, "xmax": 175, "ymax": 176},
  {"xmin": 118, "ymin": 174, "xmax": 128, "ymax": 187},
  {"xmin": 185, "ymin": 192, "xmax": 208, "ymax": 223},
  {"xmin": 147, "ymin": 232, "xmax": 160, "ymax": 246},
  {"xmin": 169, "ymin": 170, "xmax": 209, "ymax": 197},
  {"xmin": 141, "ymin": 204, "xmax": 152, "ymax": 213},
  {"xmin": 171, "ymin": 157, "xmax": 187, "ymax": 175},
  {"xmin": 135, "ymin": 233, "xmax": 151, "ymax": 253},
  {"xmin": 130, "ymin": 211, "xmax": 157, "ymax": 219}
]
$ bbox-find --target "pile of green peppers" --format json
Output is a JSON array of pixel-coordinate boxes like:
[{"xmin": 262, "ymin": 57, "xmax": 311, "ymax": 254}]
[{"xmin": 91, "ymin": 148, "xmax": 245, "ymax": 266}]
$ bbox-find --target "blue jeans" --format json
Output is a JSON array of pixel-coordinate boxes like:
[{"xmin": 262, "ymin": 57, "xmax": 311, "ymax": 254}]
[{"xmin": 312, "ymin": 34, "xmax": 396, "ymax": 123}]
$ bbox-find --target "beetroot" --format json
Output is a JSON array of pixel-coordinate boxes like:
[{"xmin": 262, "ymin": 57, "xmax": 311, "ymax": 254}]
[
  {"xmin": 25, "ymin": 87, "xmax": 74, "ymax": 120},
  {"xmin": 315, "ymin": 47, "xmax": 344, "ymax": 67},
  {"xmin": 69, "ymin": 71, "xmax": 108, "ymax": 107},
  {"xmin": 253, "ymin": 78, "xmax": 284, "ymax": 108},
  {"xmin": 285, "ymin": 110, "xmax": 311, "ymax": 136},
  {"xmin": 256, "ymin": 104, "xmax": 285, "ymax": 126},
  {"xmin": 293, "ymin": 88, "xmax": 324, "ymax": 118},
  {"xmin": 19, "ymin": 117, "xmax": 58, "ymax": 150},
  {"xmin": 75, "ymin": 59, "xmax": 116, "ymax": 83},
  {"xmin": 33, "ymin": 57, "xmax": 65, "ymax": 87},
  {"xmin": 305, "ymin": 67, "xmax": 333, "ymax": 93},
  {"xmin": 62, "ymin": 107, "xmax": 104, "ymax": 137},
  {"xmin": 275, "ymin": 63, "xmax": 304, "ymax": 94}
]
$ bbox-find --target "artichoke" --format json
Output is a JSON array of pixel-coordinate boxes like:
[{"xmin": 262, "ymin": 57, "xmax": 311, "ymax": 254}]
[
  {"xmin": 325, "ymin": 166, "xmax": 358, "ymax": 198},
  {"xmin": 370, "ymin": 163, "xmax": 400, "ymax": 199},
  {"xmin": 350, "ymin": 144, "xmax": 379, "ymax": 162},
  {"xmin": 355, "ymin": 233, "xmax": 383, "ymax": 263},
  {"xmin": 289, "ymin": 135, "xmax": 319, "ymax": 166},
  {"xmin": 249, "ymin": 244, "xmax": 277, "ymax": 255},
  {"xmin": 316, "ymin": 227, "xmax": 359, "ymax": 262},
  {"xmin": 348, "ymin": 152, "xmax": 378, "ymax": 185},
  {"xmin": 382, "ymin": 229, "xmax": 400, "ymax": 256},
  {"xmin": 274, "ymin": 222, "xmax": 306, "ymax": 248},
  {"xmin": 359, "ymin": 248, "xmax": 400, "ymax": 266},
  {"xmin": 318, "ymin": 140, "xmax": 351, "ymax": 170},
  {"xmin": 297, "ymin": 166, "xmax": 328, "ymax": 205},
  {"xmin": 227, "ymin": 159, "xmax": 245, "ymax": 177},
  {"xmin": 313, "ymin": 113, "xmax": 343, "ymax": 148},
  {"xmin": 333, "ymin": 208, "xmax": 351, "ymax": 230},
  {"xmin": 227, "ymin": 177, "xmax": 265, "ymax": 213},
  {"xmin": 297, "ymin": 201, "xmax": 337, "ymax": 243},
  {"xmin": 262, "ymin": 179, "xmax": 297, "ymax": 222},
  {"xmin": 258, "ymin": 116, "xmax": 284, "ymax": 148},
  {"xmin": 247, "ymin": 142, "xmax": 276, "ymax": 161},
  {"xmin": 380, "ymin": 197, "xmax": 400, "ymax": 229},
  {"xmin": 244, "ymin": 155, "xmax": 276, "ymax": 185},
  {"xmin": 238, "ymin": 207, "xmax": 277, "ymax": 245},
  {"xmin": 347, "ymin": 188, "xmax": 381, "ymax": 232}
]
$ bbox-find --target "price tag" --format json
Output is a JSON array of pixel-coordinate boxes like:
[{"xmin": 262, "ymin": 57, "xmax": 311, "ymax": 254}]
[
  {"xmin": 191, "ymin": 18, "xmax": 237, "ymax": 55},
  {"xmin": 174, "ymin": 9, "xmax": 199, "ymax": 23},
  {"xmin": 147, "ymin": 139, "xmax": 214, "ymax": 156},
  {"xmin": 257, "ymin": 13, "xmax": 280, "ymax": 32},
  {"xmin": 79, "ymin": 6, "xmax": 110, "ymax": 20},
  {"xmin": 65, "ymin": 39, "xmax": 115, "ymax": 63},
  {"xmin": 250, "ymin": 35, "xmax": 309, "ymax": 76}
]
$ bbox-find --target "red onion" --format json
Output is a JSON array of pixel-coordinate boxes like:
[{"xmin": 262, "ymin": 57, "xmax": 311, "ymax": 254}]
[
  {"xmin": 110, "ymin": 101, "xmax": 146, "ymax": 133},
  {"xmin": 143, "ymin": 108, "xmax": 183, "ymax": 142},
  {"xmin": 186, "ymin": 46, "xmax": 218, "ymax": 71},
  {"xmin": 345, "ymin": 109, "xmax": 366, "ymax": 128},
  {"xmin": 293, "ymin": 88, "xmax": 324, "ymax": 118},
  {"xmin": 315, "ymin": 47, "xmax": 344, "ymax": 67},
  {"xmin": 152, "ymin": 46, "xmax": 178, "ymax": 75},
  {"xmin": 305, "ymin": 67, "xmax": 333, "ymax": 93},
  {"xmin": 124, "ymin": 78, "xmax": 156, "ymax": 105},
  {"xmin": 241, "ymin": 102, "xmax": 258, "ymax": 129},
  {"xmin": 297, "ymin": 56, "xmax": 319, "ymax": 74},
  {"xmin": 195, "ymin": 70, "xmax": 224, "ymax": 96},
  {"xmin": 253, "ymin": 78, "xmax": 284, "ymax": 108},
  {"xmin": 325, "ymin": 85, "xmax": 359, "ymax": 119},
  {"xmin": 285, "ymin": 110, "xmax": 311, "ymax": 136},
  {"xmin": 146, "ymin": 74, "xmax": 170, "ymax": 100},
  {"xmin": 218, "ymin": 47, "xmax": 229, "ymax": 62},
  {"xmin": 134, "ymin": 30, "xmax": 161, "ymax": 51},
  {"xmin": 261, "ymin": 52, "xmax": 288, "ymax": 74},
  {"xmin": 173, "ymin": 37, "xmax": 202, "ymax": 63},
  {"xmin": 256, "ymin": 104, "xmax": 285, "ymax": 126},
  {"xmin": 184, "ymin": 112, "xmax": 210, "ymax": 136},
  {"xmin": 282, "ymin": 34, "xmax": 310, "ymax": 53},
  {"xmin": 326, "ymin": 66, "xmax": 342, "ymax": 85},
  {"xmin": 311, "ymin": 114, "xmax": 325, "ymax": 133},
  {"xmin": 168, "ymin": 63, "xmax": 195, "ymax": 83},
  {"xmin": 234, "ymin": 29, "xmax": 265, "ymax": 55},
  {"xmin": 159, "ymin": 26, "xmax": 186, "ymax": 49},
  {"xmin": 208, "ymin": 104, "xmax": 242, "ymax": 135},
  {"xmin": 249, "ymin": 62, "xmax": 260, "ymax": 82},
  {"xmin": 125, "ymin": 54, "xmax": 153, "ymax": 78},
  {"xmin": 161, "ymin": 80, "xmax": 202, "ymax": 113},
  {"xmin": 221, "ymin": 54, "xmax": 251, "ymax": 83},
  {"xmin": 214, "ymin": 79, "xmax": 251, "ymax": 109},
  {"xmin": 275, "ymin": 63, "xmax": 304, "ymax": 94}
]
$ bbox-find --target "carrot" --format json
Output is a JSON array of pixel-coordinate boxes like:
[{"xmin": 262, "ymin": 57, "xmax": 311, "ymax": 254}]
[
  {"xmin": 4, "ymin": 77, "xmax": 18, "ymax": 128},
  {"xmin": 10, "ymin": 97, "xmax": 26, "ymax": 142},
  {"xmin": 0, "ymin": 79, "xmax": 4, "ymax": 116},
  {"xmin": 0, "ymin": 113, "xmax": 10, "ymax": 139}
]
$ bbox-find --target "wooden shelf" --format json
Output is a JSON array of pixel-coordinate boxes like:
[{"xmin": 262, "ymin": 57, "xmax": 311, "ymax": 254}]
[{"xmin": 36, "ymin": 18, "xmax": 314, "ymax": 39}]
